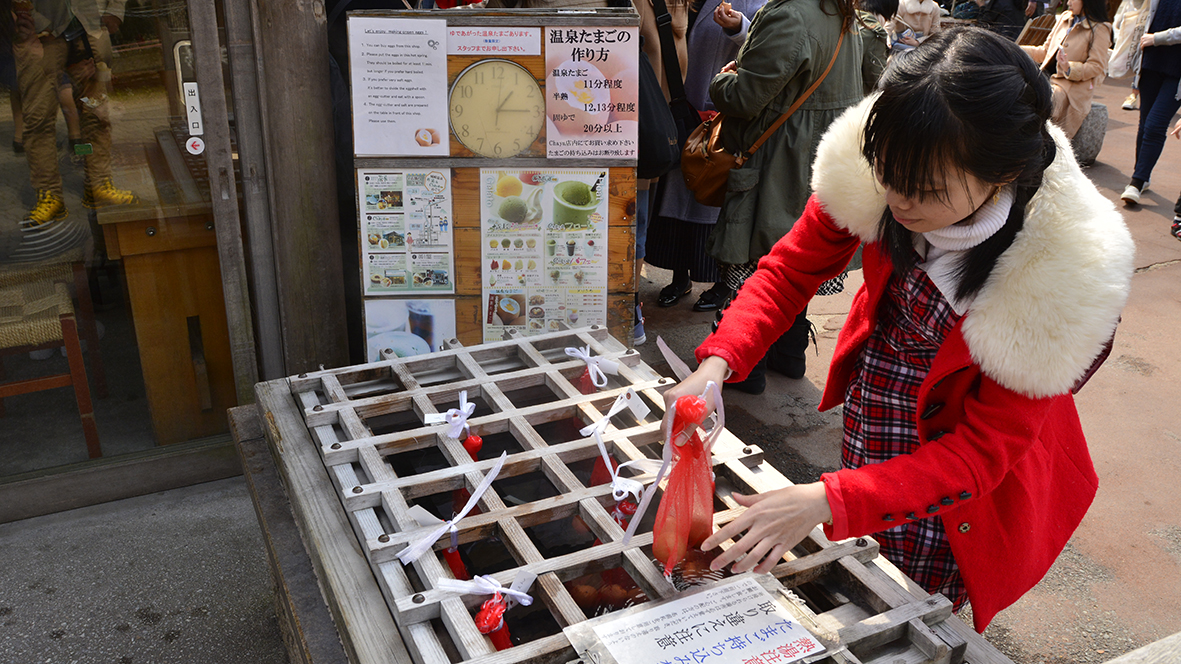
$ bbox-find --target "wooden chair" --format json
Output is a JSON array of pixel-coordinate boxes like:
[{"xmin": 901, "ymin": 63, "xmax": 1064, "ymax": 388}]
[
  {"xmin": 1016, "ymin": 12, "xmax": 1058, "ymax": 46},
  {"xmin": 0, "ymin": 252, "xmax": 107, "ymax": 398},
  {"xmin": 0, "ymin": 280, "xmax": 102, "ymax": 459}
]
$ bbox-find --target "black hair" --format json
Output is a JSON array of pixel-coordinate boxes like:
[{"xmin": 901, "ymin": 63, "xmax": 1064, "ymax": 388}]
[
  {"xmin": 858, "ymin": 0, "xmax": 899, "ymax": 20},
  {"xmin": 1078, "ymin": 0, "xmax": 1110, "ymax": 24},
  {"xmin": 862, "ymin": 26, "xmax": 1056, "ymax": 301},
  {"xmin": 822, "ymin": 0, "xmax": 857, "ymax": 33}
]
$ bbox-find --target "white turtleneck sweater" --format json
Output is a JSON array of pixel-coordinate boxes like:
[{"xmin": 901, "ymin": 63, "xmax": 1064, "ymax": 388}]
[{"xmin": 914, "ymin": 186, "xmax": 1015, "ymax": 315}]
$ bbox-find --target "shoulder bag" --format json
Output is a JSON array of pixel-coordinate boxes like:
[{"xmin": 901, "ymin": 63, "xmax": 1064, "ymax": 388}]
[{"xmin": 681, "ymin": 29, "xmax": 844, "ymax": 207}]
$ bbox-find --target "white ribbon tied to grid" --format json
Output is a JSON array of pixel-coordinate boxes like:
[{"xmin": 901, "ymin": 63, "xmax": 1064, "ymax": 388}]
[
  {"xmin": 621, "ymin": 381, "xmax": 724, "ymax": 546},
  {"xmin": 424, "ymin": 390, "xmax": 477, "ymax": 439},
  {"xmin": 579, "ymin": 391, "xmax": 662, "ymax": 505},
  {"xmin": 564, "ymin": 345, "xmax": 620, "ymax": 388},
  {"xmin": 436, "ymin": 571, "xmax": 537, "ymax": 609},
  {"xmin": 396, "ymin": 451, "xmax": 507, "ymax": 565}
]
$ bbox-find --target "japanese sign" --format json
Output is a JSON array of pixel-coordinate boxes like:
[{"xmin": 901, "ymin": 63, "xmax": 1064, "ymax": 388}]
[
  {"xmin": 349, "ymin": 17, "xmax": 449, "ymax": 156},
  {"xmin": 447, "ymin": 27, "xmax": 541, "ymax": 55},
  {"xmin": 545, "ymin": 27, "xmax": 639, "ymax": 159},
  {"xmin": 364, "ymin": 299, "xmax": 457, "ymax": 361},
  {"xmin": 480, "ymin": 168, "xmax": 608, "ymax": 340},
  {"xmin": 565, "ymin": 577, "xmax": 826, "ymax": 664},
  {"xmin": 359, "ymin": 169, "xmax": 455, "ymax": 295}
]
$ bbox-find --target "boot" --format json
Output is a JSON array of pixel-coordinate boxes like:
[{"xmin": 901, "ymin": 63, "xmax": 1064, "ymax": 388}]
[
  {"xmin": 22, "ymin": 189, "xmax": 68, "ymax": 227},
  {"xmin": 766, "ymin": 307, "xmax": 814, "ymax": 380},
  {"xmin": 82, "ymin": 178, "xmax": 139, "ymax": 209}
]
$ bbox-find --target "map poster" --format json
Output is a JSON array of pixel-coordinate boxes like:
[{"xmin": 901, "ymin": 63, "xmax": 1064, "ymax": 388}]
[
  {"xmin": 545, "ymin": 26, "xmax": 639, "ymax": 159},
  {"xmin": 359, "ymin": 169, "xmax": 455, "ymax": 295},
  {"xmin": 479, "ymin": 168, "xmax": 608, "ymax": 340}
]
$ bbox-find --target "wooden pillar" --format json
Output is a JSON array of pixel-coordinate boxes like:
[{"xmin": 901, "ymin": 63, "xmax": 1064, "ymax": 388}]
[{"xmin": 253, "ymin": 0, "xmax": 349, "ymax": 374}]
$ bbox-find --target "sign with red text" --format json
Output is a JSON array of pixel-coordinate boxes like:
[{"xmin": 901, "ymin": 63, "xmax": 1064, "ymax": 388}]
[
  {"xmin": 447, "ymin": 27, "xmax": 541, "ymax": 55},
  {"xmin": 544, "ymin": 27, "xmax": 638, "ymax": 159}
]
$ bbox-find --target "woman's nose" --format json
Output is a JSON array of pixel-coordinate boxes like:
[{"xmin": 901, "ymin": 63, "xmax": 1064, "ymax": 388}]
[{"xmin": 884, "ymin": 188, "xmax": 912, "ymax": 210}]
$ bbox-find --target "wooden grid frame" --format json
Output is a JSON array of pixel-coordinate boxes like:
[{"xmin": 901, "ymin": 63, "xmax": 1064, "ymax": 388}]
[{"xmin": 262, "ymin": 327, "xmax": 1014, "ymax": 664}]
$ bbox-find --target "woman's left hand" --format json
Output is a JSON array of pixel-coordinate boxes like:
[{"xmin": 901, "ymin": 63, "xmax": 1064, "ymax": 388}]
[
  {"xmin": 1056, "ymin": 48, "xmax": 1070, "ymax": 76},
  {"xmin": 1140, "ymin": 33, "xmax": 1156, "ymax": 48},
  {"xmin": 719, "ymin": 60, "xmax": 738, "ymax": 74},
  {"xmin": 1170, "ymin": 118, "xmax": 1181, "ymax": 139},
  {"xmin": 701, "ymin": 482, "xmax": 832, "ymax": 574},
  {"xmin": 713, "ymin": 3, "xmax": 743, "ymax": 32}
]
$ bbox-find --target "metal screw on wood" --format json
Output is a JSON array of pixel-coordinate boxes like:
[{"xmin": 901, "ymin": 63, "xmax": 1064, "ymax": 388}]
[
  {"xmin": 298, "ymin": 373, "xmax": 307, "ymax": 378},
  {"xmin": 412, "ymin": 594, "xmax": 425, "ymax": 604},
  {"xmin": 313, "ymin": 405, "xmax": 323, "ymax": 412},
  {"xmin": 205, "ymin": 221, "xmax": 214, "ymax": 231},
  {"xmin": 450, "ymin": 338, "xmax": 459, "ymax": 345},
  {"xmin": 378, "ymin": 534, "xmax": 390, "ymax": 543},
  {"xmin": 384, "ymin": 348, "xmax": 393, "ymax": 356},
  {"xmin": 743, "ymin": 446, "xmax": 752, "ymax": 454},
  {"xmin": 352, "ymin": 486, "xmax": 363, "ymax": 494},
  {"xmin": 145, "ymin": 226, "xmax": 156, "ymax": 236},
  {"xmin": 591, "ymin": 325, "xmax": 599, "ymax": 329},
  {"xmin": 856, "ymin": 538, "xmax": 868, "ymax": 547},
  {"xmin": 330, "ymin": 443, "xmax": 341, "ymax": 450}
]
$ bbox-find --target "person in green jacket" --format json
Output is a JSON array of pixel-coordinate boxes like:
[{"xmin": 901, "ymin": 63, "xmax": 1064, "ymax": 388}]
[{"xmin": 706, "ymin": 0, "xmax": 866, "ymax": 393}]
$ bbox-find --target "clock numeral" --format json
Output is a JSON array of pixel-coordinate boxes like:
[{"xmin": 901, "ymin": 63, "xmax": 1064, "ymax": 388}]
[
  {"xmin": 452, "ymin": 104, "xmax": 463, "ymax": 117},
  {"xmin": 474, "ymin": 71, "xmax": 485, "ymax": 85},
  {"xmin": 460, "ymin": 124, "xmax": 470, "ymax": 138},
  {"xmin": 493, "ymin": 65, "xmax": 505, "ymax": 80},
  {"xmin": 476, "ymin": 137, "xmax": 484, "ymax": 150},
  {"xmin": 493, "ymin": 142, "xmax": 503, "ymax": 156},
  {"xmin": 513, "ymin": 139, "xmax": 522, "ymax": 152},
  {"xmin": 458, "ymin": 85, "xmax": 473, "ymax": 99}
]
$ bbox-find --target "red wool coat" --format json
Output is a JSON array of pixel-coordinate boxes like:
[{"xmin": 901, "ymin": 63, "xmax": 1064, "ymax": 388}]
[{"xmin": 696, "ymin": 97, "xmax": 1134, "ymax": 632}]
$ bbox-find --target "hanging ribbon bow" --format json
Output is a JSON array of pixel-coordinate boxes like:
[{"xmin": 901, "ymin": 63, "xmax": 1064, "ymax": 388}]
[
  {"xmin": 424, "ymin": 390, "xmax": 477, "ymax": 440},
  {"xmin": 579, "ymin": 390, "xmax": 658, "ymax": 504},
  {"xmin": 436, "ymin": 571, "xmax": 537, "ymax": 609},
  {"xmin": 564, "ymin": 346, "xmax": 620, "ymax": 388},
  {"xmin": 397, "ymin": 451, "xmax": 507, "ymax": 565},
  {"xmin": 621, "ymin": 381, "xmax": 723, "ymax": 546}
]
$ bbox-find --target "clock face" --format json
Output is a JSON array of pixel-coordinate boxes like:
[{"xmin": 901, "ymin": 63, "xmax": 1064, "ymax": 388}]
[{"xmin": 449, "ymin": 59, "xmax": 544, "ymax": 158}]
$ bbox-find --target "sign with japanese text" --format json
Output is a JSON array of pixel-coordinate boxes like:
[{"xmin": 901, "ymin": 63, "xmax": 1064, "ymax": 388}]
[
  {"xmin": 447, "ymin": 27, "xmax": 541, "ymax": 55},
  {"xmin": 359, "ymin": 169, "xmax": 455, "ymax": 295},
  {"xmin": 544, "ymin": 26, "xmax": 639, "ymax": 159},
  {"xmin": 565, "ymin": 577, "xmax": 826, "ymax": 664}
]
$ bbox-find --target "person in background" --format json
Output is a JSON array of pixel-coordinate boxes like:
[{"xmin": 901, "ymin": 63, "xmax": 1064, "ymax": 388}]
[
  {"xmin": 1020, "ymin": 0, "xmax": 1112, "ymax": 138},
  {"xmin": 647, "ymin": 0, "xmax": 766, "ymax": 313},
  {"xmin": 977, "ymin": 0, "xmax": 1040, "ymax": 40},
  {"xmin": 704, "ymin": 0, "xmax": 865, "ymax": 393},
  {"xmin": 889, "ymin": 0, "xmax": 940, "ymax": 55},
  {"xmin": 664, "ymin": 27, "xmax": 1132, "ymax": 633},
  {"xmin": 1169, "ymin": 116, "xmax": 1181, "ymax": 239},
  {"xmin": 1119, "ymin": 0, "xmax": 1181, "ymax": 206},
  {"xmin": 1110, "ymin": 0, "xmax": 1150, "ymax": 109},
  {"xmin": 857, "ymin": 0, "xmax": 897, "ymax": 90}
]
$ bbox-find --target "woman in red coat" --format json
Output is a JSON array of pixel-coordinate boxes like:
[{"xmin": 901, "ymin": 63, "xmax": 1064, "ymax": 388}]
[{"xmin": 662, "ymin": 27, "xmax": 1134, "ymax": 632}]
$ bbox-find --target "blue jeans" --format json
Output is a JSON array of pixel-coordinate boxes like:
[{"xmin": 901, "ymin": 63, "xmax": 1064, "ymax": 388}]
[
  {"xmin": 636, "ymin": 188, "xmax": 649, "ymax": 262},
  {"xmin": 1132, "ymin": 69, "xmax": 1181, "ymax": 184}
]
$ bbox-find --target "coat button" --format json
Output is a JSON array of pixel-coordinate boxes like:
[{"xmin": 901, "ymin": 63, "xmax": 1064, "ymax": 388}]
[
  {"xmin": 906, "ymin": 512, "xmax": 917, "ymax": 520},
  {"xmin": 929, "ymin": 430, "xmax": 948, "ymax": 441},
  {"xmin": 921, "ymin": 402, "xmax": 944, "ymax": 419},
  {"xmin": 958, "ymin": 523, "xmax": 971, "ymax": 533},
  {"xmin": 959, "ymin": 491, "xmax": 972, "ymax": 500},
  {"xmin": 926, "ymin": 505, "xmax": 939, "ymax": 514},
  {"xmin": 883, "ymin": 514, "xmax": 894, "ymax": 522},
  {"xmin": 941, "ymin": 497, "xmax": 954, "ymax": 506}
]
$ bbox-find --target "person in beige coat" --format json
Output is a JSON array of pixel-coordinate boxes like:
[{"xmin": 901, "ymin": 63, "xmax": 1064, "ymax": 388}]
[{"xmin": 1021, "ymin": 0, "xmax": 1113, "ymax": 138}]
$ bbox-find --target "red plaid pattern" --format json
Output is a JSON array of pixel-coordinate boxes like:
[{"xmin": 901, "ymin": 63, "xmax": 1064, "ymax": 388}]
[{"xmin": 841, "ymin": 260, "xmax": 968, "ymax": 608}]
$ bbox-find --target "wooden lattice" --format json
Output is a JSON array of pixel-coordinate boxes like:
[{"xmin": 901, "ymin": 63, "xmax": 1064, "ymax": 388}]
[{"xmin": 260, "ymin": 326, "xmax": 1012, "ymax": 664}]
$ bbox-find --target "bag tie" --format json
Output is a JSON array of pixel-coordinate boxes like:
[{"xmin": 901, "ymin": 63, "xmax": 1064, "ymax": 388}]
[
  {"xmin": 424, "ymin": 390, "xmax": 477, "ymax": 439},
  {"xmin": 564, "ymin": 345, "xmax": 619, "ymax": 388},
  {"xmin": 579, "ymin": 390, "xmax": 654, "ymax": 504},
  {"xmin": 436, "ymin": 570, "xmax": 537, "ymax": 609},
  {"xmin": 397, "ymin": 451, "xmax": 507, "ymax": 565}
]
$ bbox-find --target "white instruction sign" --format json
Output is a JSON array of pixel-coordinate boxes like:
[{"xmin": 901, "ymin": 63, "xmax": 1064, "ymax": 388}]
[
  {"xmin": 349, "ymin": 17, "xmax": 449, "ymax": 156},
  {"xmin": 589, "ymin": 578, "xmax": 825, "ymax": 664},
  {"xmin": 447, "ymin": 27, "xmax": 541, "ymax": 55}
]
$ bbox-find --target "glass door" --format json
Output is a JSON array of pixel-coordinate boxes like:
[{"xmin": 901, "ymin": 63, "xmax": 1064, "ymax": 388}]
[{"xmin": 0, "ymin": 0, "xmax": 248, "ymax": 480}]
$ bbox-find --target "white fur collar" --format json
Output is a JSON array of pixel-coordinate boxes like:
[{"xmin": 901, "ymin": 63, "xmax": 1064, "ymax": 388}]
[{"xmin": 811, "ymin": 96, "xmax": 1135, "ymax": 398}]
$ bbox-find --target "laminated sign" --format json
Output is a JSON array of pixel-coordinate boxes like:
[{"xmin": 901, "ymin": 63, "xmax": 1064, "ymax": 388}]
[{"xmin": 564, "ymin": 577, "xmax": 826, "ymax": 664}]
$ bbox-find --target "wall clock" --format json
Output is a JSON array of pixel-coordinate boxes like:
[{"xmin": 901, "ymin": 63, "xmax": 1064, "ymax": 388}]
[{"xmin": 448, "ymin": 59, "xmax": 544, "ymax": 158}]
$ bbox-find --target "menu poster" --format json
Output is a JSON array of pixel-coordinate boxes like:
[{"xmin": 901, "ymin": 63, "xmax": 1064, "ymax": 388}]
[
  {"xmin": 480, "ymin": 168, "xmax": 608, "ymax": 340},
  {"xmin": 364, "ymin": 299, "xmax": 457, "ymax": 362},
  {"xmin": 360, "ymin": 169, "xmax": 455, "ymax": 295},
  {"xmin": 349, "ymin": 17, "xmax": 448, "ymax": 156},
  {"xmin": 545, "ymin": 27, "xmax": 639, "ymax": 159}
]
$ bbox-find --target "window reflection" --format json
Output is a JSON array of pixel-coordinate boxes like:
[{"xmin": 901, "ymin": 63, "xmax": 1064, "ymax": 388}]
[{"xmin": 0, "ymin": 0, "xmax": 235, "ymax": 476}]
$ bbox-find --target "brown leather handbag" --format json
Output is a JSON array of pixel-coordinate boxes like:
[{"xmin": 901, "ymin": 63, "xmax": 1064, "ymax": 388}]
[{"xmin": 681, "ymin": 30, "xmax": 845, "ymax": 207}]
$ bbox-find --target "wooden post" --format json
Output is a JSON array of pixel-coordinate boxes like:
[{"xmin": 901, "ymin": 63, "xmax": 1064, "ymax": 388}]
[{"xmin": 252, "ymin": 0, "xmax": 350, "ymax": 374}]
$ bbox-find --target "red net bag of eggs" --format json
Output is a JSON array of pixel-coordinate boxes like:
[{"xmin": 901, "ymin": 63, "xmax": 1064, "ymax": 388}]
[{"xmin": 652, "ymin": 393, "xmax": 715, "ymax": 577}]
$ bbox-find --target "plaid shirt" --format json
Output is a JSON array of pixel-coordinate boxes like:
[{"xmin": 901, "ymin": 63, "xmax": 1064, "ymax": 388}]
[{"xmin": 842, "ymin": 259, "xmax": 968, "ymax": 608}]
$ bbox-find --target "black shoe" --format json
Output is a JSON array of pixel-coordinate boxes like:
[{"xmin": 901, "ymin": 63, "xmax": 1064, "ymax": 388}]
[
  {"xmin": 692, "ymin": 282, "xmax": 734, "ymax": 312},
  {"xmin": 12, "ymin": 140, "xmax": 23, "ymax": 154},
  {"xmin": 657, "ymin": 280, "xmax": 692, "ymax": 307}
]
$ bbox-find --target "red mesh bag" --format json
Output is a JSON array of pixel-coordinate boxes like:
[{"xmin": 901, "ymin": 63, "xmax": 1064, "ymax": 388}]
[{"xmin": 652, "ymin": 395, "xmax": 714, "ymax": 577}]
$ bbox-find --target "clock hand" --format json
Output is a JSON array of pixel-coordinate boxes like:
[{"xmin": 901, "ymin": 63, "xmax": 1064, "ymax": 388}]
[{"xmin": 495, "ymin": 89, "xmax": 515, "ymax": 126}]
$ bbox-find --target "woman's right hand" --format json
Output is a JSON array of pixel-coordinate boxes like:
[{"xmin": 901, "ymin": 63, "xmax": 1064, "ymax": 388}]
[
  {"xmin": 660, "ymin": 356, "xmax": 730, "ymax": 445},
  {"xmin": 713, "ymin": 3, "xmax": 743, "ymax": 33},
  {"xmin": 719, "ymin": 60, "xmax": 738, "ymax": 75},
  {"xmin": 1170, "ymin": 118, "xmax": 1181, "ymax": 140}
]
